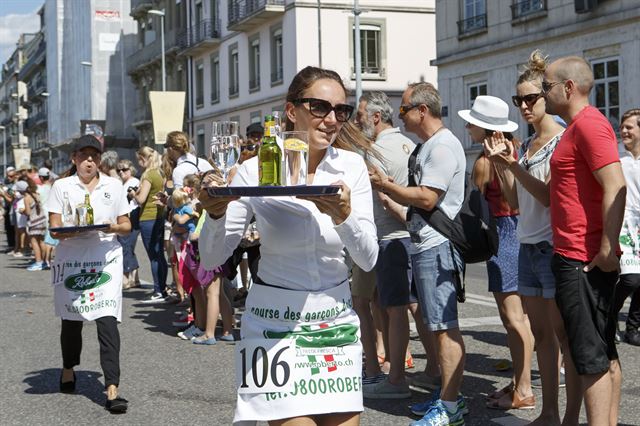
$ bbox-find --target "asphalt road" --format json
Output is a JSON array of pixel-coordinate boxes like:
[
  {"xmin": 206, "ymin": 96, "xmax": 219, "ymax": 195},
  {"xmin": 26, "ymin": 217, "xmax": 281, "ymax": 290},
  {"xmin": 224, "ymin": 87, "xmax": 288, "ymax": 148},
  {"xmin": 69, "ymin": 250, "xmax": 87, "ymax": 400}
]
[{"xmin": 1, "ymin": 234, "xmax": 639, "ymax": 426}]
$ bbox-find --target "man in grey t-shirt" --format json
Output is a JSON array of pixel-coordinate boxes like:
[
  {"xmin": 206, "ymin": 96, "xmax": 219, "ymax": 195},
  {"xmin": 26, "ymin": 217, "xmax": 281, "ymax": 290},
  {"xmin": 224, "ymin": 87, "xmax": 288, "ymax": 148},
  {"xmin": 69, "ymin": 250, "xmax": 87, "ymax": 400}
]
[{"xmin": 369, "ymin": 83, "xmax": 467, "ymax": 424}]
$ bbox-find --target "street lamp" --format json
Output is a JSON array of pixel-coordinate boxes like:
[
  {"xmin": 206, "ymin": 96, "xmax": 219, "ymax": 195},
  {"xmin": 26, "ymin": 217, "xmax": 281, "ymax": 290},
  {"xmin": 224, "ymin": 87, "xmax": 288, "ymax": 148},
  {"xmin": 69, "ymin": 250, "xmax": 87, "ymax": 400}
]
[
  {"xmin": 148, "ymin": 9, "xmax": 166, "ymax": 91},
  {"xmin": 0, "ymin": 125, "xmax": 6, "ymax": 176}
]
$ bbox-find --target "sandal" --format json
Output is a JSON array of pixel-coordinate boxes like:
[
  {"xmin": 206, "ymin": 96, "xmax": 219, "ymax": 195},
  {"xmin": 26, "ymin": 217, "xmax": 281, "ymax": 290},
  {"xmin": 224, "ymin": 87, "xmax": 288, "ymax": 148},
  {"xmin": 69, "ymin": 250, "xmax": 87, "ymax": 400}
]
[
  {"xmin": 405, "ymin": 354, "xmax": 415, "ymax": 369},
  {"xmin": 486, "ymin": 382, "xmax": 514, "ymax": 400},
  {"xmin": 486, "ymin": 389, "xmax": 535, "ymax": 410}
]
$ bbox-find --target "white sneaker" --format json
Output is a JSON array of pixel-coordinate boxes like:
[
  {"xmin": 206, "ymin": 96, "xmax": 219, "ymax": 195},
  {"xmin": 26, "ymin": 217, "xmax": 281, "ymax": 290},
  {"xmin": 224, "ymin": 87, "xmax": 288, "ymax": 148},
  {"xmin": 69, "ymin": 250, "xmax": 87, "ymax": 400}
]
[
  {"xmin": 177, "ymin": 325, "xmax": 204, "ymax": 341},
  {"xmin": 141, "ymin": 293, "xmax": 168, "ymax": 304}
]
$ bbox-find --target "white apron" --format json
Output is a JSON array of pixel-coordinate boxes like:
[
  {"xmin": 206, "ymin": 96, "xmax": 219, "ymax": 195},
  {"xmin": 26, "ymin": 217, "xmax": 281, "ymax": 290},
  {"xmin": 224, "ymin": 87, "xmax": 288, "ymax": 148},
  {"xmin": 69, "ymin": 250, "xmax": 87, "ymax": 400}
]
[
  {"xmin": 620, "ymin": 211, "xmax": 640, "ymax": 275},
  {"xmin": 233, "ymin": 280, "xmax": 362, "ymax": 424},
  {"xmin": 52, "ymin": 233, "xmax": 123, "ymax": 322}
]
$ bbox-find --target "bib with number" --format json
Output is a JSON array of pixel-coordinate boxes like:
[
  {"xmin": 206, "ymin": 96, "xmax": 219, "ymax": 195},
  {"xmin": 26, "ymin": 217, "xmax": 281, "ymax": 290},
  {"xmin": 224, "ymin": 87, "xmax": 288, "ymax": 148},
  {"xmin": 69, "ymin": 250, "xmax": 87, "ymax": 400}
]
[
  {"xmin": 232, "ymin": 281, "xmax": 363, "ymax": 424},
  {"xmin": 52, "ymin": 237, "xmax": 123, "ymax": 322},
  {"xmin": 620, "ymin": 211, "xmax": 640, "ymax": 275}
]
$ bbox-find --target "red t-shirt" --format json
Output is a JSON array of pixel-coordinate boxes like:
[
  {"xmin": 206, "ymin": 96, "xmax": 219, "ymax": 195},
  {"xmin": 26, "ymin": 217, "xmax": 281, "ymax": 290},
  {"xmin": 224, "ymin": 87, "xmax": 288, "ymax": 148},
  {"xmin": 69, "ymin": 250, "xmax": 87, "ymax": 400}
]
[{"xmin": 549, "ymin": 105, "xmax": 620, "ymax": 261}]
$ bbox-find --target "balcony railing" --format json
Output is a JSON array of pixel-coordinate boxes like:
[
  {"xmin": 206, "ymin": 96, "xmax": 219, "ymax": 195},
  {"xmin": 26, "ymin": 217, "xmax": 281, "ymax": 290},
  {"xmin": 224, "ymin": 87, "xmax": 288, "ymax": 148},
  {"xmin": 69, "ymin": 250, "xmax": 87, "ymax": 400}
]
[
  {"xmin": 511, "ymin": 0, "xmax": 546, "ymax": 19},
  {"xmin": 227, "ymin": 0, "xmax": 285, "ymax": 31},
  {"xmin": 24, "ymin": 110, "xmax": 47, "ymax": 130},
  {"xmin": 177, "ymin": 19, "xmax": 221, "ymax": 54},
  {"xmin": 27, "ymin": 77, "xmax": 47, "ymax": 99},
  {"xmin": 127, "ymin": 30, "xmax": 179, "ymax": 73},
  {"xmin": 457, "ymin": 14, "xmax": 487, "ymax": 36}
]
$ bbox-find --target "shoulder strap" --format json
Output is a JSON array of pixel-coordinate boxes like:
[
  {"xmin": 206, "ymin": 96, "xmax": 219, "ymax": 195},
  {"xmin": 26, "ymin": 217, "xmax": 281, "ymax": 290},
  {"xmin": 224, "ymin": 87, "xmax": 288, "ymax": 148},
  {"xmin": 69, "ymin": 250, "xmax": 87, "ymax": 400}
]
[{"xmin": 181, "ymin": 159, "xmax": 201, "ymax": 172}]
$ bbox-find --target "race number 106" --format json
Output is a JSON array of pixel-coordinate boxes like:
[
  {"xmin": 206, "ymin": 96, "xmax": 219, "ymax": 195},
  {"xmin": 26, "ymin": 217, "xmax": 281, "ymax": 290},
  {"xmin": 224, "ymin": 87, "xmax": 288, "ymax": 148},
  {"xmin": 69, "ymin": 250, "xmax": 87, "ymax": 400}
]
[{"xmin": 235, "ymin": 338, "xmax": 295, "ymax": 394}]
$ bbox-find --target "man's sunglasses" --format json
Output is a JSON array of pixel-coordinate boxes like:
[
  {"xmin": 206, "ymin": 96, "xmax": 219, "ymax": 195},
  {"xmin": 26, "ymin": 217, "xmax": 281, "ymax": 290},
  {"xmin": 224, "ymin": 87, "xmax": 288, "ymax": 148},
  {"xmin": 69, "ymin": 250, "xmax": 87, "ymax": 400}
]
[
  {"xmin": 512, "ymin": 93, "xmax": 542, "ymax": 108},
  {"xmin": 241, "ymin": 144, "xmax": 256, "ymax": 152},
  {"xmin": 399, "ymin": 104, "xmax": 420, "ymax": 116},
  {"xmin": 292, "ymin": 98, "xmax": 354, "ymax": 122},
  {"xmin": 541, "ymin": 80, "xmax": 566, "ymax": 94},
  {"xmin": 117, "ymin": 168, "xmax": 130, "ymax": 172}
]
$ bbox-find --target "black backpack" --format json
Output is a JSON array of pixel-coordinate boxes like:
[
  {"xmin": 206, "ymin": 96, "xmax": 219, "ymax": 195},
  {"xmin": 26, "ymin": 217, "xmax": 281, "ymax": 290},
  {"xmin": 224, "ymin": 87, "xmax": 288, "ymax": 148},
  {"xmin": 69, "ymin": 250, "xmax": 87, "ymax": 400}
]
[{"xmin": 406, "ymin": 143, "xmax": 499, "ymax": 264}]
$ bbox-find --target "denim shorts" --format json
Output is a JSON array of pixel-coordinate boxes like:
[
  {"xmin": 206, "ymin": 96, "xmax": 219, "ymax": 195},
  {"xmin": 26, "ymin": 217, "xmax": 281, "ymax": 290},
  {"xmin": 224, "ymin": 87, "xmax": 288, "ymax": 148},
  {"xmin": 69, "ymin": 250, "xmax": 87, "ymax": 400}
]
[
  {"xmin": 376, "ymin": 238, "xmax": 417, "ymax": 307},
  {"xmin": 518, "ymin": 241, "xmax": 556, "ymax": 299},
  {"xmin": 411, "ymin": 241, "xmax": 463, "ymax": 331},
  {"xmin": 487, "ymin": 215, "xmax": 520, "ymax": 293},
  {"xmin": 551, "ymin": 254, "xmax": 619, "ymax": 375}
]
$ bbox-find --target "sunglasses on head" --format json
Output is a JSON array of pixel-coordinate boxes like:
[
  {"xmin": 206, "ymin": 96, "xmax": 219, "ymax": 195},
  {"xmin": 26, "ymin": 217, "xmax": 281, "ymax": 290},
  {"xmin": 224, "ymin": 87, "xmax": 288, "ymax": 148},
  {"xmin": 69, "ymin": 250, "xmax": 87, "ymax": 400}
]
[
  {"xmin": 293, "ymin": 98, "xmax": 354, "ymax": 122},
  {"xmin": 512, "ymin": 93, "xmax": 542, "ymax": 108},
  {"xmin": 117, "ymin": 168, "xmax": 129, "ymax": 172}
]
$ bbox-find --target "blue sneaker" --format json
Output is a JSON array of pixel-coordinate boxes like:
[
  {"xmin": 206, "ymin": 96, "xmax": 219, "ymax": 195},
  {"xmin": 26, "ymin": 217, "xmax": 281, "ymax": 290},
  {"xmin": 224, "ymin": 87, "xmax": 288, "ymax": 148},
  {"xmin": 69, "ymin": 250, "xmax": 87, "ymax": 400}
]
[
  {"xmin": 410, "ymin": 388, "xmax": 469, "ymax": 417},
  {"xmin": 26, "ymin": 261, "xmax": 44, "ymax": 271},
  {"xmin": 409, "ymin": 399, "xmax": 464, "ymax": 426}
]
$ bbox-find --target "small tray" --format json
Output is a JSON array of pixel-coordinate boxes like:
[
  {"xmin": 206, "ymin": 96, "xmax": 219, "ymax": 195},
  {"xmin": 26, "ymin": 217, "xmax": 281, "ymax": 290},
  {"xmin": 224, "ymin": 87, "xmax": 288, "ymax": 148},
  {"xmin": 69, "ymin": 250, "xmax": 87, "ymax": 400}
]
[
  {"xmin": 50, "ymin": 224, "xmax": 110, "ymax": 234},
  {"xmin": 207, "ymin": 185, "xmax": 340, "ymax": 197}
]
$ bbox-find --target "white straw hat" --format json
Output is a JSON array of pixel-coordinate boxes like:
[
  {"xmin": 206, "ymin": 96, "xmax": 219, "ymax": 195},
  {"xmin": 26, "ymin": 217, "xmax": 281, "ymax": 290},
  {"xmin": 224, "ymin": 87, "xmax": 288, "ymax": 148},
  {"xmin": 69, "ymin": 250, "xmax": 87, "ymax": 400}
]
[{"xmin": 457, "ymin": 95, "xmax": 519, "ymax": 132}]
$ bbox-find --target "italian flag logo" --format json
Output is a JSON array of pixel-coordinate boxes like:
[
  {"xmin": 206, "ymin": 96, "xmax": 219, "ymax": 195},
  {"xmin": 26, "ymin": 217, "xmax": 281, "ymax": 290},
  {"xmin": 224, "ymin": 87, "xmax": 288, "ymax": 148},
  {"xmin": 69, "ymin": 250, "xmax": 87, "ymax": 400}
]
[{"xmin": 80, "ymin": 292, "xmax": 96, "ymax": 304}]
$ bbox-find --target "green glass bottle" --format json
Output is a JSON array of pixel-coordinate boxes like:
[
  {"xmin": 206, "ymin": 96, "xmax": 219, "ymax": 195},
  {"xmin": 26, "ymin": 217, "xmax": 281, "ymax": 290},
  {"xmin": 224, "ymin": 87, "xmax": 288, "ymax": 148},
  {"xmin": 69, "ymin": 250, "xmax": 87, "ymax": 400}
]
[
  {"xmin": 258, "ymin": 114, "xmax": 282, "ymax": 186},
  {"xmin": 84, "ymin": 193, "xmax": 94, "ymax": 225}
]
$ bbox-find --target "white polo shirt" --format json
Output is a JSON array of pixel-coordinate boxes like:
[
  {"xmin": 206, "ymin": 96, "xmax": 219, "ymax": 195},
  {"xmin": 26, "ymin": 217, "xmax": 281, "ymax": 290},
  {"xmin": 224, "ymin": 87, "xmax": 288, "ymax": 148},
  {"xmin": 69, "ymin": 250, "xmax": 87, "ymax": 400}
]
[{"xmin": 47, "ymin": 174, "xmax": 130, "ymax": 243}]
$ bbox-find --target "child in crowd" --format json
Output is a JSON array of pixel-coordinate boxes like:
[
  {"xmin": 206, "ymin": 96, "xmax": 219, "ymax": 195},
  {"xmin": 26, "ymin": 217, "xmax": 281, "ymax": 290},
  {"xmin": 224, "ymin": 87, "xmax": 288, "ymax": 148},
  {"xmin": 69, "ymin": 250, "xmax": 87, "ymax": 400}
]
[{"xmin": 171, "ymin": 187, "xmax": 198, "ymax": 243}]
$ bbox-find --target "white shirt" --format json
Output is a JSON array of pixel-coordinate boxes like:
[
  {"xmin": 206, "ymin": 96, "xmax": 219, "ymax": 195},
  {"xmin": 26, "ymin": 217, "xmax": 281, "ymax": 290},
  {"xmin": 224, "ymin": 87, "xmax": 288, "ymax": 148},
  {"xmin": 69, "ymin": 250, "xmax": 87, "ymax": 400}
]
[
  {"xmin": 122, "ymin": 176, "xmax": 140, "ymax": 210},
  {"xmin": 46, "ymin": 174, "xmax": 130, "ymax": 244},
  {"xmin": 516, "ymin": 132, "xmax": 562, "ymax": 244},
  {"xmin": 200, "ymin": 147, "xmax": 378, "ymax": 292},
  {"xmin": 172, "ymin": 153, "xmax": 213, "ymax": 188},
  {"xmin": 621, "ymin": 151, "xmax": 640, "ymax": 213}
]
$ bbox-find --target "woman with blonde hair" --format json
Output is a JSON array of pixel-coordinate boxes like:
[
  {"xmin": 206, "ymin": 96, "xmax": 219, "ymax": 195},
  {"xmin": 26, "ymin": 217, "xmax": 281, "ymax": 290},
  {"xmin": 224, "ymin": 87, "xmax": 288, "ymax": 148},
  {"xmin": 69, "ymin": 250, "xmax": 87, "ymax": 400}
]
[
  {"xmin": 131, "ymin": 146, "xmax": 168, "ymax": 303},
  {"xmin": 484, "ymin": 50, "xmax": 567, "ymax": 424},
  {"xmin": 163, "ymin": 131, "xmax": 212, "ymax": 188}
]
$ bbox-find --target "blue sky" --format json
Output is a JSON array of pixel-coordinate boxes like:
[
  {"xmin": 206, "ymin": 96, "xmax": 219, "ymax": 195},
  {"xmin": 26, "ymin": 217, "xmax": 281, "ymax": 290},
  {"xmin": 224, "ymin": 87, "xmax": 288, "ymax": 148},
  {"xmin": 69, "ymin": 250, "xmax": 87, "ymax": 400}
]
[{"xmin": 0, "ymin": 0, "xmax": 44, "ymax": 66}]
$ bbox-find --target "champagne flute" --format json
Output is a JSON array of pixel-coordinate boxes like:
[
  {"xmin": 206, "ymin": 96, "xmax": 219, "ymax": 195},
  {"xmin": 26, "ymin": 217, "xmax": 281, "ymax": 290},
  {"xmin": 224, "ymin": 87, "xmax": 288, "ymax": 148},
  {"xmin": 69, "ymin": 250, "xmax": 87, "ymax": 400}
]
[{"xmin": 210, "ymin": 121, "xmax": 240, "ymax": 184}]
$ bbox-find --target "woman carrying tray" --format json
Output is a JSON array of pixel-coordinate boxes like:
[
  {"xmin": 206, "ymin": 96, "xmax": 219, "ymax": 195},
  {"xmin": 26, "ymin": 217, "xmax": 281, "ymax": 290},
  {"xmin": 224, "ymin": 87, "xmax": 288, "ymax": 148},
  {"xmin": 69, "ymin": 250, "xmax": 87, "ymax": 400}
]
[
  {"xmin": 47, "ymin": 135, "xmax": 132, "ymax": 413},
  {"xmin": 199, "ymin": 66, "xmax": 378, "ymax": 425}
]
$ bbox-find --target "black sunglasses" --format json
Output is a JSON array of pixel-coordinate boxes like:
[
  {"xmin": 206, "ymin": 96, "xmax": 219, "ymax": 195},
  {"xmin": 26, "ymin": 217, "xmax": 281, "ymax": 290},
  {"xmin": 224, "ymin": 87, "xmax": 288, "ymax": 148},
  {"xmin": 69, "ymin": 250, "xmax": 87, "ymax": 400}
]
[
  {"xmin": 117, "ymin": 168, "xmax": 130, "ymax": 172},
  {"xmin": 399, "ymin": 104, "xmax": 419, "ymax": 116},
  {"xmin": 512, "ymin": 93, "xmax": 542, "ymax": 108},
  {"xmin": 241, "ymin": 144, "xmax": 256, "ymax": 152},
  {"xmin": 293, "ymin": 98, "xmax": 354, "ymax": 122},
  {"xmin": 541, "ymin": 80, "xmax": 566, "ymax": 94}
]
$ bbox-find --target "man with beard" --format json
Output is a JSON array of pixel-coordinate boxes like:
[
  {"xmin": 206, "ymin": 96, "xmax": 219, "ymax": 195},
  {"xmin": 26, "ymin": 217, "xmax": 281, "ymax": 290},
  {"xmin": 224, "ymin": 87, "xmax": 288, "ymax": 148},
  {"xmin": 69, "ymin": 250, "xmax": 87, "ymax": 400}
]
[{"xmin": 543, "ymin": 56, "xmax": 625, "ymax": 426}]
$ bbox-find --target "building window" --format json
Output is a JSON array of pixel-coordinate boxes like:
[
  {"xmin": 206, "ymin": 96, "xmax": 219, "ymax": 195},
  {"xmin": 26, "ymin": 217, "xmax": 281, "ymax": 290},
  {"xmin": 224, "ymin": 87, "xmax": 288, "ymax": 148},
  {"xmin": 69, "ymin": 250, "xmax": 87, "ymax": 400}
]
[
  {"xmin": 250, "ymin": 110, "xmax": 262, "ymax": 125},
  {"xmin": 458, "ymin": 0, "xmax": 487, "ymax": 35},
  {"xmin": 229, "ymin": 44, "xmax": 239, "ymax": 97},
  {"xmin": 249, "ymin": 36, "xmax": 260, "ymax": 92},
  {"xmin": 196, "ymin": 126, "xmax": 205, "ymax": 157},
  {"xmin": 467, "ymin": 81, "xmax": 487, "ymax": 107},
  {"xmin": 210, "ymin": 53, "xmax": 219, "ymax": 104},
  {"xmin": 195, "ymin": 60, "xmax": 204, "ymax": 108},
  {"xmin": 349, "ymin": 19, "xmax": 386, "ymax": 80},
  {"xmin": 511, "ymin": 0, "xmax": 546, "ymax": 20},
  {"xmin": 270, "ymin": 26, "xmax": 283, "ymax": 85},
  {"xmin": 591, "ymin": 57, "xmax": 620, "ymax": 131}
]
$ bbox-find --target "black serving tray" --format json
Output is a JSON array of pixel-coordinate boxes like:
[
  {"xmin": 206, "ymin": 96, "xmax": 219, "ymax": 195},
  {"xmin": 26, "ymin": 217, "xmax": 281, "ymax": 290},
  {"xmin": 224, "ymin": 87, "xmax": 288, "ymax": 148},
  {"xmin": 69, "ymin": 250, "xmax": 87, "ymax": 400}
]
[
  {"xmin": 50, "ymin": 224, "xmax": 110, "ymax": 233},
  {"xmin": 207, "ymin": 185, "xmax": 340, "ymax": 197}
]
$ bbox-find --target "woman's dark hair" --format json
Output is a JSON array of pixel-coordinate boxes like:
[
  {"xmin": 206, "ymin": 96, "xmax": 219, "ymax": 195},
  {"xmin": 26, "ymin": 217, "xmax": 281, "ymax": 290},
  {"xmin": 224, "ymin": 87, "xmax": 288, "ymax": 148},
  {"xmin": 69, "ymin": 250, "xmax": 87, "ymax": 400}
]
[{"xmin": 284, "ymin": 66, "xmax": 348, "ymax": 131}]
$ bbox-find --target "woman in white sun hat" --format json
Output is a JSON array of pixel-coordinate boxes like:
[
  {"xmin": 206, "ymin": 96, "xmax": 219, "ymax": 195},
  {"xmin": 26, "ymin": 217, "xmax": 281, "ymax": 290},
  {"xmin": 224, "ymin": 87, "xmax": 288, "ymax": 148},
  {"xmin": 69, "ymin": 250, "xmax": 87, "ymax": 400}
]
[{"xmin": 458, "ymin": 96, "xmax": 536, "ymax": 411}]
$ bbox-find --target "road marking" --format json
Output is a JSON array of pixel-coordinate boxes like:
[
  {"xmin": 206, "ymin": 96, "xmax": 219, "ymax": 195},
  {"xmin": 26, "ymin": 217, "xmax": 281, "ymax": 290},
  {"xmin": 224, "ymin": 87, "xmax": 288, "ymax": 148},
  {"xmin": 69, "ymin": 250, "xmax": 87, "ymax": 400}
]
[
  {"xmin": 491, "ymin": 415, "xmax": 530, "ymax": 425},
  {"xmin": 460, "ymin": 316, "xmax": 503, "ymax": 328}
]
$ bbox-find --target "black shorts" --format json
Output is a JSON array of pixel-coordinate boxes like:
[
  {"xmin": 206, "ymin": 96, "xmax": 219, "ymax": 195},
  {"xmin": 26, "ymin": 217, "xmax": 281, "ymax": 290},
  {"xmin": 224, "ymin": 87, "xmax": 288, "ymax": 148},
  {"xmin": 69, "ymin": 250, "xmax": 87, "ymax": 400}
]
[
  {"xmin": 551, "ymin": 253, "xmax": 619, "ymax": 375},
  {"xmin": 375, "ymin": 238, "xmax": 417, "ymax": 307}
]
